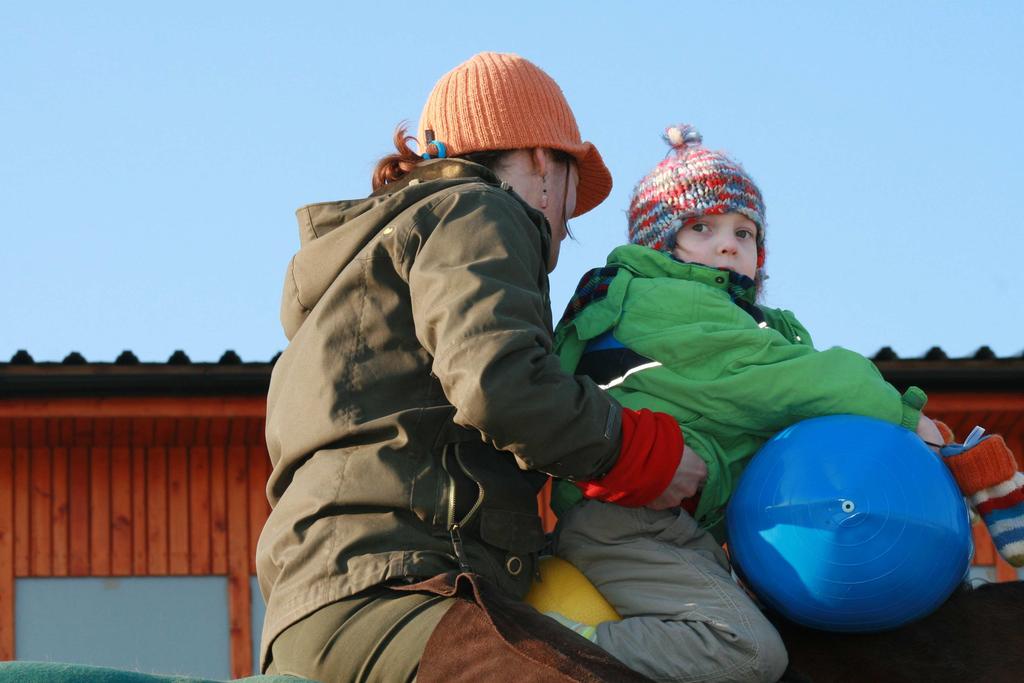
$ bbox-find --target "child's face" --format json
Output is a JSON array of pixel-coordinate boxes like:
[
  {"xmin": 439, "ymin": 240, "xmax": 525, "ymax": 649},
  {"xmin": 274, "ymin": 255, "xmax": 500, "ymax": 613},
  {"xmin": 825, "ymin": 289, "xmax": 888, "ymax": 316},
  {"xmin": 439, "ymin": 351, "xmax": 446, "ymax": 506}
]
[{"xmin": 672, "ymin": 212, "xmax": 758, "ymax": 279}]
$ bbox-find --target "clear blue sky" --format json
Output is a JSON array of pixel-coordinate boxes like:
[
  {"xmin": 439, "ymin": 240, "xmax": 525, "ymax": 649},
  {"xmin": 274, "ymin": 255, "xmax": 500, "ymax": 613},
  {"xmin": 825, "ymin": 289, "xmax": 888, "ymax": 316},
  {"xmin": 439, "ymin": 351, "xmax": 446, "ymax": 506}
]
[{"xmin": 2, "ymin": 2, "xmax": 1022, "ymax": 363}]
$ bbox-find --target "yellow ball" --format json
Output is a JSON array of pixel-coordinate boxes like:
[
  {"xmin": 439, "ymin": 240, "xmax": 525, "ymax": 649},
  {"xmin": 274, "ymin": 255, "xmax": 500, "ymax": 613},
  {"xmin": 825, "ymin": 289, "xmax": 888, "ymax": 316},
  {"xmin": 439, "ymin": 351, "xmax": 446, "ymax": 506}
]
[{"xmin": 524, "ymin": 556, "xmax": 621, "ymax": 626}]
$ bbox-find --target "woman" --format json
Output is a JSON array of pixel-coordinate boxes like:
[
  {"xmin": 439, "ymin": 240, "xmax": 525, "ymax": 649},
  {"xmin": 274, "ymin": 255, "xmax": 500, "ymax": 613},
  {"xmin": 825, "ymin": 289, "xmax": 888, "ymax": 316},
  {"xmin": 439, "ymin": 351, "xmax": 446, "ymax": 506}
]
[{"xmin": 256, "ymin": 52, "xmax": 702, "ymax": 681}]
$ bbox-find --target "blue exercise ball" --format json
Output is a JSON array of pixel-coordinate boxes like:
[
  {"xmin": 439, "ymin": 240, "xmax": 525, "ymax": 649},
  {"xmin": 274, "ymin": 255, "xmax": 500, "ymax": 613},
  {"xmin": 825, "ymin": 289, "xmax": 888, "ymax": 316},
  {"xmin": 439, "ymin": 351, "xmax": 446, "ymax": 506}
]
[{"xmin": 726, "ymin": 414, "xmax": 973, "ymax": 632}]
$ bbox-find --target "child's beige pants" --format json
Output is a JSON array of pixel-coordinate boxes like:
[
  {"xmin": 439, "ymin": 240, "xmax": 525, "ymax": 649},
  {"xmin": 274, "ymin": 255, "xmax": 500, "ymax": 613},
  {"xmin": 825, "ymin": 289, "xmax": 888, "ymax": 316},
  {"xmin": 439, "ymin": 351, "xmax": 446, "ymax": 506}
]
[{"xmin": 555, "ymin": 500, "xmax": 789, "ymax": 683}]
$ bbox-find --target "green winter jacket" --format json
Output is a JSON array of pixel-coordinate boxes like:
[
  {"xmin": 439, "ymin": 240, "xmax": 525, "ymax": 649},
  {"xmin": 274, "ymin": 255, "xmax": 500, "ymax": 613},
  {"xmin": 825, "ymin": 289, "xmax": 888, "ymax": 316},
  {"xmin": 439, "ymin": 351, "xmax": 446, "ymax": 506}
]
[
  {"xmin": 554, "ymin": 244, "xmax": 926, "ymax": 540},
  {"xmin": 257, "ymin": 160, "xmax": 624, "ymax": 672}
]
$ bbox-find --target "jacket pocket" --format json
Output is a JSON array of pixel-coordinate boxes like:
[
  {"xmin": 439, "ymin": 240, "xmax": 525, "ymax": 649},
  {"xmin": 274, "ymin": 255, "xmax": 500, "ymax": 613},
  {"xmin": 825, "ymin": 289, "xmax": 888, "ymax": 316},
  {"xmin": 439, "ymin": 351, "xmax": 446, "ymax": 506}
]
[
  {"xmin": 406, "ymin": 450, "xmax": 449, "ymax": 529},
  {"xmin": 478, "ymin": 508, "xmax": 547, "ymax": 555},
  {"xmin": 451, "ymin": 442, "xmax": 549, "ymax": 596},
  {"xmin": 474, "ymin": 508, "xmax": 547, "ymax": 598}
]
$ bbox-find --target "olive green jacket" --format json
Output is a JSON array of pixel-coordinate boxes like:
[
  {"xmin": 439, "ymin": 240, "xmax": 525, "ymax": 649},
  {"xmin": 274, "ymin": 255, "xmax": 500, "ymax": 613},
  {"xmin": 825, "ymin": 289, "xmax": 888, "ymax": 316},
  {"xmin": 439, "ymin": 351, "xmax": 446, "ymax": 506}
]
[{"xmin": 256, "ymin": 160, "xmax": 622, "ymax": 670}]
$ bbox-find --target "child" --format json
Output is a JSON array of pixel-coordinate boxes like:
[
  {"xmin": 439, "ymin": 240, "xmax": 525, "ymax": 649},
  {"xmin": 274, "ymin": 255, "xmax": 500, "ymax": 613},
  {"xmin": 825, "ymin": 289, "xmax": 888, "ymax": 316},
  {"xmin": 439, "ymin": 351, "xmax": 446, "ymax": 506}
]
[{"xmin": 547, "ymin": 124, "xmax": 1019, "ymax": 683}]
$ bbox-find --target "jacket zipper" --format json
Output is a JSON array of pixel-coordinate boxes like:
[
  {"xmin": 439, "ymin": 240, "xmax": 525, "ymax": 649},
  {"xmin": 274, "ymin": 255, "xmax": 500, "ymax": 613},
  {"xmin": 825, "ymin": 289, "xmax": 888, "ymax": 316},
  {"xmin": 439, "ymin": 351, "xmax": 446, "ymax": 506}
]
[
  {"xmin": 454, "ymin": 444, "xmax": 486, "ymax": 522},
  {"xmin": 441, "ymin": 443, "xmax": 485, "ymax": 572}
]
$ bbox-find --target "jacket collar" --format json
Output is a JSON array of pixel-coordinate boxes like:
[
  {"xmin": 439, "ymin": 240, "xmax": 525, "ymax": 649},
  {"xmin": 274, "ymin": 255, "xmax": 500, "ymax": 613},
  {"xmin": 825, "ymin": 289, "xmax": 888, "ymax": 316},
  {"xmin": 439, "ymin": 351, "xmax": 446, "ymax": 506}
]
[
  {"xmin": 370, "ymin": 158, "xmax": 505, "ymax": 198},
  {"xmin": 606, "ymin": 244, "xmax": 758, "ymax": 305}
]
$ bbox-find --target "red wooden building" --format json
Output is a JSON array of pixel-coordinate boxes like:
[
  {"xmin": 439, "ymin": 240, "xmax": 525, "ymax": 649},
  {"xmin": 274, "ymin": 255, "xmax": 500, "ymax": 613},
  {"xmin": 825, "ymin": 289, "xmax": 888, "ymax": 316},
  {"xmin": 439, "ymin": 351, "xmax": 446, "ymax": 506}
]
[{"xmin": 1, "ymin": 347, "xmax": 1022, "ymax": 678}]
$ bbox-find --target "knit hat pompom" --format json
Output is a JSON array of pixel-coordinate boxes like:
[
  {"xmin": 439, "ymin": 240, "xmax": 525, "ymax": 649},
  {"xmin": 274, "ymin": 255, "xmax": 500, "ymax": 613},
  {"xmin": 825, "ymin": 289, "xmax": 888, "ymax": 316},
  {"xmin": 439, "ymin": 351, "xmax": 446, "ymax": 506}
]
[
  {"xmin": 663, "ymin": 124, "xmax": 702, "ymax": 152},
  {"xmin": 628, "ymin": 124, "xmax": 766, "ymax": 275}
]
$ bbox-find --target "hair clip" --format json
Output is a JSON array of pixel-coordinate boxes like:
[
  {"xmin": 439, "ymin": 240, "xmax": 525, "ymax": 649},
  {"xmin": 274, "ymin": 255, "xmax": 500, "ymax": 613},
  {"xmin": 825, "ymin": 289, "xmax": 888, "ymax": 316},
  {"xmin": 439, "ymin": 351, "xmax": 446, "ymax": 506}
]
[{"xmin": 422, "ymin": 140, "xmax": 447, "ymax": 160}]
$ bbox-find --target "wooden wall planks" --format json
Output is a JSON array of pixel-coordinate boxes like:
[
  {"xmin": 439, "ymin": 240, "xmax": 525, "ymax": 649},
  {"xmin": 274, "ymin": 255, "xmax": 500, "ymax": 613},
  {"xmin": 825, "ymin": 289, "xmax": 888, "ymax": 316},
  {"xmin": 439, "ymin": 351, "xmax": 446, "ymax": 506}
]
[
  {"xmin": 12, "ymin": 443, "xmax": 29, "ymax": 579},
  {"xmin": 68, "ymin": 446, "xmax": 90, "ymax": 576},
  {"xmin": 146, "ymin": 446, "xmax": 168, "ymax": 576},
  {"xmin": 0, "ymin": 391, "xmax": 1019, "ymax": 676},
  {"xmin": 29, "ymin": 439, "xmax": 50, "ymax": 577},
  {"xmin": 90, "ymin": 444, "xmax": 111, "ymax": 577},
  {"xmin": 189, "ymin": 446, "xmax": 212, "ymax": 576},
  {"xmin": 168, "ymin": 446, "xmax": 190, "ymax": 576},
  {"xmin": 226, "ymin": 444, "xmax": 252, "ymax": 679},
  {"xmin": 0, "ymin": 405, "xmax": 271, "ymax": 676},
  {"xmin": 0, "ymin": 431, "xmax": 14, "ymax": 660},
  {"xmin": 51, "ymin": 447, "xmax": 69, "ymax": 576},
  {"xmin": 210, "ymin": 445, "xmax": 228, "ymax": 576}
]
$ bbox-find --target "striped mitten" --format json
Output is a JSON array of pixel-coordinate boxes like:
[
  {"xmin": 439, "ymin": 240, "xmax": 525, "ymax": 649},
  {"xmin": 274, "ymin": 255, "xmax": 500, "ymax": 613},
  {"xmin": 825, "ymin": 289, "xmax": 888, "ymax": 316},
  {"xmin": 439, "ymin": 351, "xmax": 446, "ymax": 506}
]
[{"xmin": 939, "ymin": 427, "xmax": 1024, "ymax": 567}]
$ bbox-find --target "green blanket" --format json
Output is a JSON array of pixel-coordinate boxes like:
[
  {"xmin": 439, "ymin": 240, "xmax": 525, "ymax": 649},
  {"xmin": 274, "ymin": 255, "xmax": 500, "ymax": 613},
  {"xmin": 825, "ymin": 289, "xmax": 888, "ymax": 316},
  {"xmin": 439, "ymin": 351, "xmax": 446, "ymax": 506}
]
[{"xmin": 0, "ymin": 661, "xmax": 311, "ymax": 683}]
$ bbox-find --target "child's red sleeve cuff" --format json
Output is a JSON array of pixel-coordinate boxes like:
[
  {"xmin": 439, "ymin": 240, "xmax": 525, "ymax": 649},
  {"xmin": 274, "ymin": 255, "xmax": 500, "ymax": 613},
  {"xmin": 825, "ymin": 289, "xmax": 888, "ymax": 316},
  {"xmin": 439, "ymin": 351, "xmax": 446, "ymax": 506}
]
[{"xmin": 576, "ymin": 408, "xmax": 683, "ymax": 507}]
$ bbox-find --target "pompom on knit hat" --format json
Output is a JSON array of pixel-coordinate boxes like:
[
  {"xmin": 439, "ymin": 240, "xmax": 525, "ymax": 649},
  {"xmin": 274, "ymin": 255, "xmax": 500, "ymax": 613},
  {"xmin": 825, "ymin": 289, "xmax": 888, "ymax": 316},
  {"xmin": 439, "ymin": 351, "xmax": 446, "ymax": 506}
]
[
  {"xmin": 628, "ymin": 124, "xmax": 766, "ymax": 269},
  {"xmin": 417, "ymin": 51, "xmax": 612, "ymax": 218}
]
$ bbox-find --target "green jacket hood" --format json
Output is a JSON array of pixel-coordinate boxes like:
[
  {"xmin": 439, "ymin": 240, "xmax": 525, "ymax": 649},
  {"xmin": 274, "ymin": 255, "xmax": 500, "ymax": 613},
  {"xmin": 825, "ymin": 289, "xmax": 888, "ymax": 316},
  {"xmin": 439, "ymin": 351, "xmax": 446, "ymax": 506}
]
[{"xmin": 281, "ymin": 160, "xmax": 525, "ymax": 340}]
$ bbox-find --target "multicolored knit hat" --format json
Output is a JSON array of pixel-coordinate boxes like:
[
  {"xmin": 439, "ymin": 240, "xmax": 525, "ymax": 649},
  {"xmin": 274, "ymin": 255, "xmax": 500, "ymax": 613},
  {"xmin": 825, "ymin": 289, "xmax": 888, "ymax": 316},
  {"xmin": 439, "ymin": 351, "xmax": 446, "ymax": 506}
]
[{"xmin": 628, "ymin": 124, "xmax": 766, "ymax": 269}]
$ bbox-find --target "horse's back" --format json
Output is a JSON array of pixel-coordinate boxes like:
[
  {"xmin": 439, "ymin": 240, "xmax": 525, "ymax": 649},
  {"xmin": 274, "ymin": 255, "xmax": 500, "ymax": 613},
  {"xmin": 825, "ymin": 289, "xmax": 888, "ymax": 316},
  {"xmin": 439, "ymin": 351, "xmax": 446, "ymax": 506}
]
[{"xmin": 777, "ymin": 581, "xmax": 1024, "ymax": 683}]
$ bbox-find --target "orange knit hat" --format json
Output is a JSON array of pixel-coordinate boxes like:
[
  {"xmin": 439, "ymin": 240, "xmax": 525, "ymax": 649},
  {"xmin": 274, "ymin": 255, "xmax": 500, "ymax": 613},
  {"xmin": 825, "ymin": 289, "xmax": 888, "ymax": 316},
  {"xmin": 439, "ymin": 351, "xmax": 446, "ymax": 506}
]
[{"xmin": 417, "ymin": 52, "xmax": 612, "ymax": 217}]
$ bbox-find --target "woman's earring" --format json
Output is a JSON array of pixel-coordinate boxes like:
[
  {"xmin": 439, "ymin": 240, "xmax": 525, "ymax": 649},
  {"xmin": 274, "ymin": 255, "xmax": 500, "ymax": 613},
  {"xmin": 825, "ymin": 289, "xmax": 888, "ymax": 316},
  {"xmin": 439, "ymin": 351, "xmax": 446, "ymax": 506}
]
[{"xmin": 540, "ymin": 176, "xmax": 549, "ymax": 210}]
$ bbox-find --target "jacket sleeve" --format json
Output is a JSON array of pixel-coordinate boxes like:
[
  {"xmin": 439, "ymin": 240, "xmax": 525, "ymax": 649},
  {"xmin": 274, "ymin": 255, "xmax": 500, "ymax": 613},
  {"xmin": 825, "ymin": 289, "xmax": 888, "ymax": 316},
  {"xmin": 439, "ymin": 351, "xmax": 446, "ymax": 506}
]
[
  {"xmin": 627, "ymin": 311, "xmax": 925, "ymax": 437},
  {"xmin": 760, "ymin": 306, "xmax": 814, "ymax": 348},
  {"xmin": 766, "ymin": 309, "xmax": 924, "ymax": 429},
  {"xmin": 406, "ymin": 186, "xmax": 621, "ymax": 480}
]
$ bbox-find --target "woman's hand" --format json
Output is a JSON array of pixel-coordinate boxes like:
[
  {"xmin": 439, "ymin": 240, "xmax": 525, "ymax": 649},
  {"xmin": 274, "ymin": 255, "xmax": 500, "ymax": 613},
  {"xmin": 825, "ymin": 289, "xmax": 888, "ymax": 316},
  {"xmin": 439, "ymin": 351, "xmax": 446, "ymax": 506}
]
[
  {"xmin": 647, "ymin": 445, "xmax": 707, "ymax": 510},
  {"xmin": 916, "ymin": 414, "xmax": 944, "ymax": 452}
]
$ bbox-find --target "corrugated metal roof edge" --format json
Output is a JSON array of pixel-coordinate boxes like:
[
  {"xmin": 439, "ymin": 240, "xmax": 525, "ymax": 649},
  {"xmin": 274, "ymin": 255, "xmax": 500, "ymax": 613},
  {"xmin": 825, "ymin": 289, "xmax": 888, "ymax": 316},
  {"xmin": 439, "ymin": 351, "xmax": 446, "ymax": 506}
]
[
  {"xmin": 5, "ymin": 345, "xmax": 1023, "ymax": 366},
  {"xmin": 2, "ymin": 346, "xmax": 1023, "ymax": 396}
]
